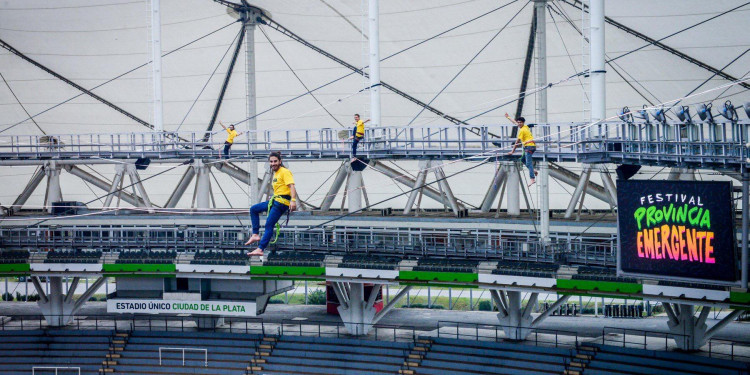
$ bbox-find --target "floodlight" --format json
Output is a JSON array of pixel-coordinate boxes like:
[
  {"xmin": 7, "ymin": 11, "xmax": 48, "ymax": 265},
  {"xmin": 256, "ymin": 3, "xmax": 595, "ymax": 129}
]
[
  {"xmin": 743, "ymin": 102, "xmax": 750, "ymax": 119},
  {"xmin": 719, "ymin": 100, "xmax": 738, "ymax": 122},
  {"xmin": 695, "ymin": 103, "xmax": 714, "ymax": 122},
  {"xmin": 650, "ymin": 107, "xmax": 667, "ymax": 124},
  {"xmin": 675, "ymin": 106, "xmax": 692, "ymax": 123},
  {"xmin": 618, "ymin": 106, "xmax": 634, "ymax": 124},
  {"xmin": 633, "ymin": 105, "xmax": 650, "ymax": 123}
]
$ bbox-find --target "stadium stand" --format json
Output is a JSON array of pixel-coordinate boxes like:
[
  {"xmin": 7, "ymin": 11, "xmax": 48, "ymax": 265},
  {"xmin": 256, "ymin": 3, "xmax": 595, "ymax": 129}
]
[
  {"xmin": 0, "ymin": 329, "xmax": 111, "ymax": 374},
  {"xmin": 492, "ymin": 260, "xmax": 560, "ymax": 278},
  {"xmin": 0, "ymin": 249, "xmax": 29, "ymax": 263},
  {"xmin": 264, "ymin": 252, "xmax": 325, "ymax": 267},
  {"xmin": 259, "ymin": 335, "xmax": 412, "ymax": 374},
  {"xmin": 338, "ymin": 255, "xmax": 400, "ymax": 270},
  {"xmin": 108, "ymin": 330, "xmax": 264, "ymax": 374},
  {"xmin": 191, "ymin": 250, "xmax": 247, "ymax": 265},
  {"xmin": 45, "ymin": 250, "xmax": 102, "ymax": 263},
  {"xmin": 572, "ymin": 265, "xmax": 636, "ymax": 283},
  {"xmin": 116, "ymin": 250, "xmax": 176, "ymax": 264},
  {"xmin": 575, "ymin": 343, "xmax": 750, "ymax": 375},
  {"xmin": 413, "ymin": 258, "xmax": 478, "ymax": 273},
  {"xmin": 416, "ymin": 336, "xmax": 573, "ymax": 375}
]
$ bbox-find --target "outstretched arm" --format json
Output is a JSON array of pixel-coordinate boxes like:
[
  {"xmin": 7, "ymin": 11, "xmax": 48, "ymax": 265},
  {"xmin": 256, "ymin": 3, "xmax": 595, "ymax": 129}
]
[
  {"xmin": 219, "ymin": 121, "xmax": 227, "ymax": 130},
  {"xmin": 288, "ymin": 183, "xmax": 298, "ymax": 212},
  {"xmin": 504, "ymin": 113, "xmax": 518, "ymax": 126}
]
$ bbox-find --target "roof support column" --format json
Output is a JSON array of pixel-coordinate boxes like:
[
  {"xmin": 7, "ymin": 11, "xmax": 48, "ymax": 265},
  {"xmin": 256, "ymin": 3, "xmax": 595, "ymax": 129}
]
[
  {"xmin": 244, "ymin": 8, "xmax": 260, "ymax": 207},
  {"xmin": 368, "ymin": 0, "xmax": 381, "ymax": 127},
  {"xmin": 150, "ymin": 0, "xmax": 163, "ymax": 131},
  {"xmin": 590, "ymin": 0, "xmax": 606, "ymax": 126},
  {"xmin": 44, "ymin": 161, "xmax": 62, "ymax": 213},
  {"xmin": 534, "ymin": 0, "xmax": 550, "ymax": 241}
]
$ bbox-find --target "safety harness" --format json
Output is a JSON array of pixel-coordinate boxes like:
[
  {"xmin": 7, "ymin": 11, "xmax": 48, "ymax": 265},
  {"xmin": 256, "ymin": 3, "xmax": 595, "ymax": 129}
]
[{"xmin": 268, "ymin": 194, "xmax": 292, "ymax": 245}]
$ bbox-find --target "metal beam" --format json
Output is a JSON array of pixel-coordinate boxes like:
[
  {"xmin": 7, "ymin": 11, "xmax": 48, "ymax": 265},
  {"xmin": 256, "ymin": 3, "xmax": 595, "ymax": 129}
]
[
  {"xmin": 514, "ymin": 5, "xmax": 537, "ymax": 125},
  {"xmin": 404, "ymin": 160, "xmax": 430, "ymax": 215},
  {"xmin": 11, "ymin": 166, "xmax": 45, "ymax": 213},
  {"xmin": 204, "ymin": 22, "xmax": 246, "ymax": 141},
  {"xmin": 64, "ymin": 165, "xmax": 147, "ymax": 208},
  {"xmin": 320, "ymin": 163, "xmax": 348, "ymax": 211},
  {"xmin": 531, "ymin": 294, "xmax": 570, "ymax": 328},
  {"xmin": 369, "ymin": 160, "xmax": 454, "ymax": 208},
  {"xmin": 561, "ymin": 0, "xmax": 750, "ymax": 91},
  {"xmin": 165, "ymin": 167, "xmax": 196, "ymax": 208},
  {"xmin": 480, "ymin": 164, "xmax": 508, "ymax": 212},
  {"xmin": 30, "ymin": 276, "xmax": 48, "ymax": 304},
  {"xmin": 704, "ymin": 309, "xmax": 744, "ymax": 341},
  {"xmin": 71, "ymin": 277, "xmax": 105, "ymax": 315},
  {"xmin": 433, "ymin": 163, "xmax": 461, "ymax": 216},
  {"xmin": 372, "ymin": 285, "xmax": 412, "ymax": 325},
  {"xmin": 102, "ymin": 165, "xmax": 125, "ymax": 208},
  {"xmin": 0, "ymin": 38, "xmax": 154, "ymax": 130}
]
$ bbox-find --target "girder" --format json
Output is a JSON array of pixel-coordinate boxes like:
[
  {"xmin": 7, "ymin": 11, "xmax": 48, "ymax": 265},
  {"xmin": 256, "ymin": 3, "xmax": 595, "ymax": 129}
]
[{"xmin": 1, "ymin": 122, "xmax": 746, "ymax": 170}]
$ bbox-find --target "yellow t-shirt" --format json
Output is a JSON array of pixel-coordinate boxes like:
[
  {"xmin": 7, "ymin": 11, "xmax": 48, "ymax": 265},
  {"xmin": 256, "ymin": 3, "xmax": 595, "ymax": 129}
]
[
  {"xmin": 226, "ymin": 128, "xmax": 238, "ymax": 144},
  {"xmin": 517, "ymin": 125, "xmax": 535, "ymax": 147},
  {"xmin": 272, "ymin": 167, "xmax": 295, "ymax": 205},
  {"xmin": 355, "ymin": 120, "xmax": 365, "ymax": 137}
]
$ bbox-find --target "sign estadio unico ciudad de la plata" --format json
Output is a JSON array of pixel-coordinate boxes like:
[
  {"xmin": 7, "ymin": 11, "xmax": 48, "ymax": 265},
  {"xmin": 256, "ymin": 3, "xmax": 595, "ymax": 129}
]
[
  {"xmin": 107, "ymin": 299, "xmax": 257, "ymax": 316},
  {"xmin": 617, "ymin": 180, "xmax": 737, "ymax": 283}
]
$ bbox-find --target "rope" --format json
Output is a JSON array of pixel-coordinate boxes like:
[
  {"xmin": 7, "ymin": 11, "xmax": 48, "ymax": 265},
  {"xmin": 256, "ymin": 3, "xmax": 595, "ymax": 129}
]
[
  {"xmin": 407, "ymin": 0, "xmax": 527, "ymax": 126},
  {"xmin": 227, "ymin": 0, "xmax": 522, "ymax": 128},
  {"xmin": 0, "ymin": 21, "xmax": 238, "ymax": 134}
]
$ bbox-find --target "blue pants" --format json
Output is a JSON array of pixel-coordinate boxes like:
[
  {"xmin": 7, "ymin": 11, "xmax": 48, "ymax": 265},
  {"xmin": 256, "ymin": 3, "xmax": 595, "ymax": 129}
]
[
  {"xmin": 523, "ymin": 146, "xmax": 536, "ymax": 180},
  {"xmin": 250, "ymin": 200, "xmax": 289, "ymax": 250},
  {"xmin": 351, "ymin": 137, "xmax": 362, "ymax": 158},
  {"xmin": 223, "ymin": 142, "xmax": 232, "ymax": 159}
]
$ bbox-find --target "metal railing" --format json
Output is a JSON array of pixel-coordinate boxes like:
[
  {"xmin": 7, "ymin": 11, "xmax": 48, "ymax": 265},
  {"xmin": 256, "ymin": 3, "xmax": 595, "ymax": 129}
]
[
  {"xmin": 0, "ymin": 223, "xmax": 618, "ymax": 265},
  {"xmin": 0, "ymin": 314, "xmax": 273, "ymax": 336},
  {"xmin": 3, "ymin": 314, "xmax": 750, "ymax": 361},
  {"xmin": 707, "ymin": 337, "xmax": 750, "ymax": 363},
  {"xmin": 602, "ymin": 326, "xmax": 690, "ymax": 352},
  {"xmin": 280, "ymin": 319, "xmax": 416, "ymax": 343},
  {"xmin": 436, "ymin": 320, "xmax": 579, "ymax": 348},
  {"xmin": 0, "ymin": 121, "xmax": 747, "ymax": 168}
]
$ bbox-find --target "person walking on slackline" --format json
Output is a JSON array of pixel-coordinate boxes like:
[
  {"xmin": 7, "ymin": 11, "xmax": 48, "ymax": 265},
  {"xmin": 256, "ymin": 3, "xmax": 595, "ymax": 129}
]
[
  {"xmin": 347, "ymin": 113, "xmax": 369, "ymax": 161},
  {"xmin": 246, "ymin": 152, "xmax": 298, "ymax": 257},
  {"xmin": 505, "ymin": 113, "xmax": 537, "ymax": 186},
  {"xmin": 219, "ymin": 121, "xmax": 241, "ymax": 159}
]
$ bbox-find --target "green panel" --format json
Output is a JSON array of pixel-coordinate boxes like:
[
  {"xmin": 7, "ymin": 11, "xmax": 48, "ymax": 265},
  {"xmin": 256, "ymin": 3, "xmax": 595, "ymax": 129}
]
[
  {"xmin": 250, "ymin": 266, "xmax": 325, "ymax": 276},
  {"xmin": 401, "ymin": 282, "xmax": 478, "ymax": 289},
  {"xmin": 0, "ymin": 263, "xmax": 30, "ymax": 273},
  {"xmin": 730, "ymin": 291, "xmax": 750, "ymax": 304},
  {"xmin": 399, "ymin": 271, "xmax": 478, "ymax": 283},
  {"xmin": 556, "ymin": 279, "xmax": 642, "ymax": 294},
  {"xmin": 102, "ymin": 263, "xmax": 176, "ymax": 273}
]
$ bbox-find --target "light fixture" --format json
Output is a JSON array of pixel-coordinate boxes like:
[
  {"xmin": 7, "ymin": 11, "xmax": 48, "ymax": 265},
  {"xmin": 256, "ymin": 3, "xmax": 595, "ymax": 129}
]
[
  {"xmin": 618, "ymin": 106, "xmax": 634, "ymax": 124},
  {"xmin": 650, "ymin": 106, "xmax": 667, "ymax": 124},
  {"xmin": 695, "ymin": 103, "xmax": 714, "ymax": 122},
  {"xmin": 675, "ymin": 106, "xmax": 692, "ymax": 124},
  {"xmin": 719, "ymin": 100, "xmax": 738, "ymax": 122},
  {"xmin": 633, "ymin": 104, "xmax": 650, "ymax": 124},
  {"xmin": 743, "ymin": 102, "xmax": 750, "ymax": 119}
]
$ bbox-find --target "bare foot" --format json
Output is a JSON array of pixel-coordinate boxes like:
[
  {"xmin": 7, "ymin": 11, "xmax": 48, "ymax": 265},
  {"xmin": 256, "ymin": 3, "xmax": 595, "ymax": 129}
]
[
  {"xmin": 247, "ymin": 248, "xmax": 264, "ymax": 257},
  {"xmin": 350, "ymin": 157, "xmax": 357, "ymax": 163},
  {"xmin": 244, "ymin": 234, "xmax": 260, "ymax": 246},
  {"xmin": 528, "ymin": 179, "xmax": 536, "ymax": 187}
]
